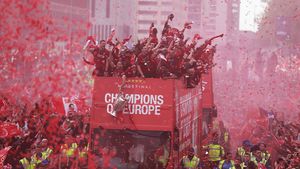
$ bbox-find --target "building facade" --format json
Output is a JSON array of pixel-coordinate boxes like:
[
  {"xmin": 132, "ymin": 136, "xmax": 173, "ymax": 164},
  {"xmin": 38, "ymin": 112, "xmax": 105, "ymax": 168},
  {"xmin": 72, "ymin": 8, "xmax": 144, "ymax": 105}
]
[
  {"xmin": 89, "ymin": 0, "xmax": 134, "ymax": 41},
  {"xmin": 186, "ymin": 0, "xmax": 202, "ymax": 38},
  {"xmin": 133, "ymin": 0, "xmax": 188, "ymax": 39}
]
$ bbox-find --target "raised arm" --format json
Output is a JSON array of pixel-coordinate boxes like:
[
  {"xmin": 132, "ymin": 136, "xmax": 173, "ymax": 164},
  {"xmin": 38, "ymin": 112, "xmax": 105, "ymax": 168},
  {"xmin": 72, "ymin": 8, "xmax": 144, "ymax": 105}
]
[{"xmin": 82, "ymin": 57, "xmax": 94, "ymax": 65}]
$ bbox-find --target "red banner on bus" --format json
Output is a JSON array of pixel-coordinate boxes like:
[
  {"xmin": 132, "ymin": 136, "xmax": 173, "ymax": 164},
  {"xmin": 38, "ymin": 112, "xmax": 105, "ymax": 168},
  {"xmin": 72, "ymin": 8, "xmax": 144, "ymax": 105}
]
[
  {"xmin": 174, "ymin": 80, "xmax": 203, "ymax": 156},
  {"xmin": 91, "ymin": 77, "xmax": 174, "ymax": 131}
]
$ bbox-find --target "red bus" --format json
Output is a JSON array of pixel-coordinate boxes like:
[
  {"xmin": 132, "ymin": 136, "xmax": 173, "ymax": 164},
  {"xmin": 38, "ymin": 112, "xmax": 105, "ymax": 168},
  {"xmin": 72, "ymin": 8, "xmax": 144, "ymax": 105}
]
[{"xmin": 90, "ymin": 77, "xmax": 204, "ymax": 169}]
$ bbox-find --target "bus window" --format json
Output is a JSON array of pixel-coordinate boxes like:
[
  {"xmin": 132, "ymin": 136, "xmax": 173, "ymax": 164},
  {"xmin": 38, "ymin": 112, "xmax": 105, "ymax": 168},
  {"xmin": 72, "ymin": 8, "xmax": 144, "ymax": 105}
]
[{"xmin": 90, "ymin": 128, "xmax": 171, "ymax": 169}]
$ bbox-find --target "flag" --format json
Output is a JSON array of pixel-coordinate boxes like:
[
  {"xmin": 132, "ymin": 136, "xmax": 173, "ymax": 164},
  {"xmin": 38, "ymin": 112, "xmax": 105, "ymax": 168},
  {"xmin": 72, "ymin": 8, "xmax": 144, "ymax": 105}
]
[
  {"xmin": 258, "ymin": 107, "xmax": 268, "ymax": 118},
  {"xmin": 158, "ymin": 54, "xmax": 167, "ymax": 61},
  {"xmin": 52, "ymin": 96, "xmax": 65, "ymax": 115},
  {"xmin": 0, "ymin": 146, "xmax": 11, "ymax": 168},
  {"xmin": 0, "ymin": 123, "xmax": 22, "ymax": 138}
]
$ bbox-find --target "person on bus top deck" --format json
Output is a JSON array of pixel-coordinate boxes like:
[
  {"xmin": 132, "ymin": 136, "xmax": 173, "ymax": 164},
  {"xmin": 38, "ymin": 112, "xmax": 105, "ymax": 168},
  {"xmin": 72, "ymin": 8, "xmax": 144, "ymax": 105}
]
[
  {"xmin": 112, "ymin": 60, "xmax": 125, "ymax": 77},
  {"xmin": 83, "ymin": 39, "xmax": 110, "ymax": 77},
  {"xmin": 180, "ymin": 147, "xmax": 202, "ymax": 169},
  {"xmin": 125, "ymin": 64, "xmax": 141, "ymax": 78},
  {"xmin": 136, "ymin": 38, "xmax": 157, "ymax": 78},
  {"xmin": 149, "ymin": 22, "xmax": 158, "ymax": 45}
]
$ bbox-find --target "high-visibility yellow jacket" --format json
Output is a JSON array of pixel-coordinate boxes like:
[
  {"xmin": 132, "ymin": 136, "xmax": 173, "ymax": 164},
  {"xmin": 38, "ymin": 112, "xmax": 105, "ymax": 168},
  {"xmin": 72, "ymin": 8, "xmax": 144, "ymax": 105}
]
[
  {"xmin": 157, "ymin": 145, "xmax": 169, "ymax": 167},
  {"xmin": 219, "ymin": 160, "xmax": 235, "ymax": 169},
  {"xmin": 261, "ymin": 151, "xmax": 270, "ymax": 161},
  {"xmin": 182, "ymin": 155, "xmax": 200, "ymax": 169},
  {"xmin": 237, "ymin": 147, "xmax": 246, "ymax": 157},
  {"xmin": 240, "ymin": 162, "xmax": 249, "ymax": 169},
  {"xmin": 251, "ymin": 158, "xmax": 267, "ymax": 166},
  {"xmin": 61, "ymin": 143, "xmax": 78, "ymax": 157},
  {"xmin": 78, "ymin": 145, "xmax": 89, "ymax": 159},
  {"xmin": 41, "ymin": 148, "xmax": 53, "ymax": 160},
  {"xmin": 20, "ymin": 155, "xmax": 41, "ymax": 169},
  {"xmin": 203, "ymin": 144, "xmax": 224, "ymax": 161}
]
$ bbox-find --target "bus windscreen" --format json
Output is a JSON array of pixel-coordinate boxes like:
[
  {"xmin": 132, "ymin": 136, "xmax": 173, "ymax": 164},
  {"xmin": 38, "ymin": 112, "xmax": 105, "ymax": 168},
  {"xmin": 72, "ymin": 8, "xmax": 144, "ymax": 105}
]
[{"xmin": 90, "ymin": 128, "xmax": 171, "ymax": 169}]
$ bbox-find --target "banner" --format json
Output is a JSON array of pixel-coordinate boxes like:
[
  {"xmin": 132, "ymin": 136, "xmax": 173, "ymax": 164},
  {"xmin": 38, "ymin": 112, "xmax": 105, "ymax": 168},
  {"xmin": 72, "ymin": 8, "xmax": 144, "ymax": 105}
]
[
  {"xmin": 91, "ymin": 77, "xmax": 174, "ymax": 131},
  {"xmin": 52, "ymin": 96, "xmax": 85, "ymax": 116},
  {"xmin": 0, "ymin": 123, "xmax": 22, "ymax": 138},
  {"xmin": 175, "ymin": 80, "xmax": 203, "ymax": 155},
  {"xmin": 0, "ymin": 147, "xmax": 11, "ymax": 168}
]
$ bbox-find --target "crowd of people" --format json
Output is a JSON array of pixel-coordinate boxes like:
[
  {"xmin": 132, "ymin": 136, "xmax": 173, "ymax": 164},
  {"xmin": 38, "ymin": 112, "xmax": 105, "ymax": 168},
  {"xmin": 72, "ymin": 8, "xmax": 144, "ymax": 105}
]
[
  {"xmin": 1, "ymin": 12, "xmax": 299, "ymax": 169},
  {"xmin": 0, "ymin": 95, "xmax": 90, "ymax": 169},
  {"xmin": 1, "ymin": 94, "xmax": 299, "ymax": 169},
  {"xmin": 0, "ymin": 13, "xmax": 223, "ymax": 169},
  {"xmin": 184, "ymin": 115, "xmax": 300, "ymax": 169},
  {"xmin": 268, "ymin": 112, "xmax": 300, "ymax": 168},
  {"xmin": 83, "ymin": 14, "xmax": 222, "ymax": 88}
]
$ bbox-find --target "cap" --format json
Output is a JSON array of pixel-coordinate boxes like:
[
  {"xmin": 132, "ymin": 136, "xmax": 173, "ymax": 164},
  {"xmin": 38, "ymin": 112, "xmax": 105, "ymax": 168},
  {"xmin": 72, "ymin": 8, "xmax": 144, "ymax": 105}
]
[{"xmin": 242, "ymin": 140, "xmax": 252, "ymax": 147}]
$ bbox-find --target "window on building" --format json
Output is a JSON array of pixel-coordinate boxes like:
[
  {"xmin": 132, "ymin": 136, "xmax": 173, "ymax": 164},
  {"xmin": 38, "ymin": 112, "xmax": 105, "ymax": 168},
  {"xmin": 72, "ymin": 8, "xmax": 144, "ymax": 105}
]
[
  {"xmin": 106, "ymin": 0, "xmax": 110, "ymax": 18},
  {"xmin": 189, "ymin": 6, "xmax": 201, "ymax": 12},
  {"xmin": 161, "ymin": 11, "xmax": 172, "ymax": 15},
  {"xmin": 161, "ymin": 1, "xmax": 172, "ymax": 6},
  {"xmin": 138, "ymin": 10, "xmax": 157, "ymax": 15},
  {"xmin": 210, "ymin": 5, "xmax": 217, "ymax": 11},
  {"xmin": 138, "ymin": 1, "xmax": 158, "ymax": 5},
  {"xmin": 210, "ymin": 0, "xmax": 217, "ymax": 5},
  {"xmin": 91, "ymin": 0, "xmax": 95, "ymax": 17},
  {"xmin": 101, "ymin": 25, "xmax": 104, "ymax": 40},
  {"xmin": 188, "ymin": 14, "xmax": 201, "ymax": 21},
  {"xmin": 138, "ymin": 20, "xmax": 157, "ymax": 24},
  {"xmin": 204, "ymin": 25, "xmax": 216, "ymax": 30},
  {"xmin": 105, "ymin": 25, "xmax": 109, "ymax": 39},
  {"xmin": 138, "ymin": 29, "xmax": 148, "ymax": 34},
  {"xmin": 209, "ymin": 13, "xmax": 218, "ymax": 17},
  {"xmin": 98, "ymin": 25, "xmax": 100, "ymax": 41}
]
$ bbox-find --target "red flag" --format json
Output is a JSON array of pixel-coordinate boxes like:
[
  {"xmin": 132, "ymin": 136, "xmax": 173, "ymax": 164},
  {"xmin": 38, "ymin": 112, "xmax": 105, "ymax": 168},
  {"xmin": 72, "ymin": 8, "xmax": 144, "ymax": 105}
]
[
  {"xmin": 52, "ymin": 97, "xmax": 65, "ymax": 115},
  {"xmin": 0, "ymin": 146, "xmax": 11, "ymax": 168},
  {"xmin": 0, "ymin": 123, "xmax": 22, "ymax": 138}
]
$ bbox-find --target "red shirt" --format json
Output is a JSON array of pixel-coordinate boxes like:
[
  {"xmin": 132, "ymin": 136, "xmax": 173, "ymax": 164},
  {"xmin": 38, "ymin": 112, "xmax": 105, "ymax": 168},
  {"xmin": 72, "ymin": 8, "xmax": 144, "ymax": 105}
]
[{"xmin": 89, "ymin": 46, "xmax": 109, "ymax": 69}]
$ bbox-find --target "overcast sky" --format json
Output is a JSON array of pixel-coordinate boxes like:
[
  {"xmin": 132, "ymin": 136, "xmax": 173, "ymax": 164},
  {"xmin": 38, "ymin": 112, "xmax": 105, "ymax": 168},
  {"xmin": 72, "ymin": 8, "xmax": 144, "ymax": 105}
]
[{"xmin": 239, "ymin": 0, "xmax": 268, "ymax": 32}]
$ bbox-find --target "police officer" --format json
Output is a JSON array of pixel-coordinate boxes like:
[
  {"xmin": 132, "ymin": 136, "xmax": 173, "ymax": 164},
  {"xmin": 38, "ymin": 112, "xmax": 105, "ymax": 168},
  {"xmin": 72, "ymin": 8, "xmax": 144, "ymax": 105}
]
[
  {"xmin": 203, "ymin": 135, "xmax": 225, "ymax": 168},
  {"xmin": 20, "ymin": 150, "xmax": 39, "ymax": 169},
  {"xmin": 249, "ymin": 145, "xmax": 267, "ymax": 169},
  {"xmin": 59, "ymin": 135, "xmax": 78, "ymax": 168},
  {"xmin": 236, "ymin": 140, "xmax": 252, "ymax": 162},
  {"xmin": 37, "ymin": 139, "xmax": 53, "ymax": 168},
  {"xmin": 180, "ymin": 147, "xmax": 201, "ymax": 169},
  {"xmin": 240, "ymin": 153, "xmax": 251, "ymax": 169},
  {"xmin": 219, "ymin": 152, "xmax": 235, "ymax": 169},
  {"xmin": 258, "ymin": 143, "xmax": 271, "ymax": 169}
]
